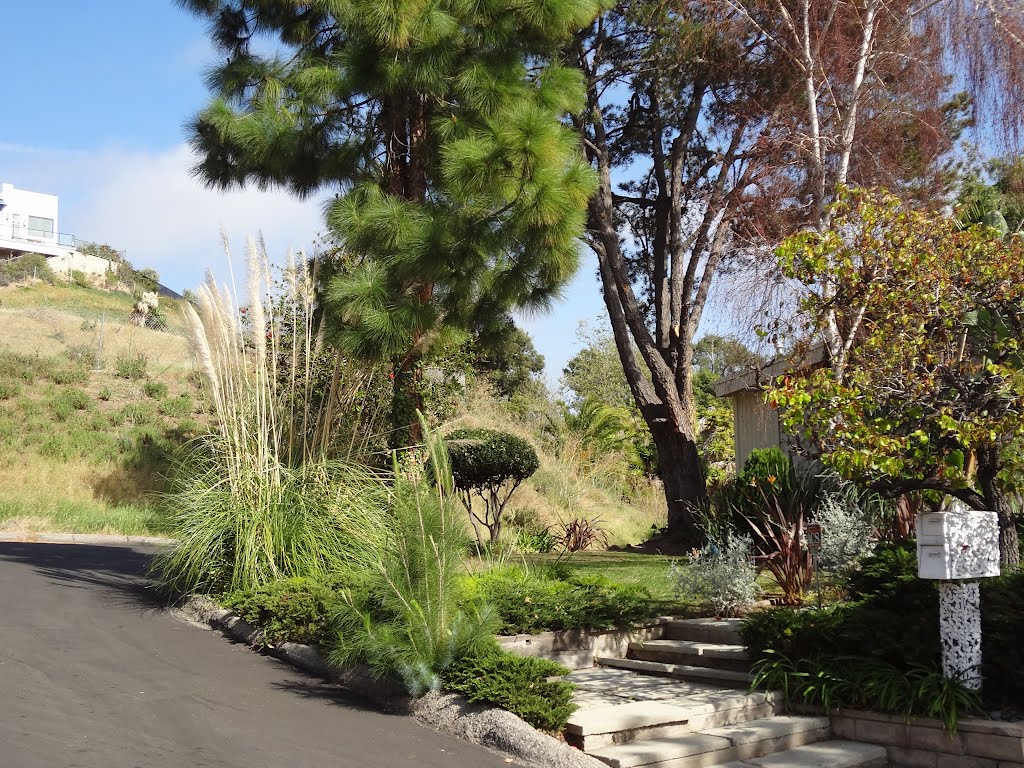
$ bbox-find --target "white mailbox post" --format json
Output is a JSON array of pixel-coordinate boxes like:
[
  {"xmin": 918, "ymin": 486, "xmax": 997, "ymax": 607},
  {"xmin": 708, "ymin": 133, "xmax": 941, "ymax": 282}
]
[{"xmin": 917, "ymin": 507, "xmax": 1000, "ymax": 690}]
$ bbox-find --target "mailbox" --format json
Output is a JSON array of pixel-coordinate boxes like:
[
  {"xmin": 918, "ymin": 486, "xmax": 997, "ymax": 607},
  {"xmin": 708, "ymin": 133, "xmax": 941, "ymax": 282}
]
[{"xmin": 916, "ymin": 510, "xmax": 1000, "ymax": 580}]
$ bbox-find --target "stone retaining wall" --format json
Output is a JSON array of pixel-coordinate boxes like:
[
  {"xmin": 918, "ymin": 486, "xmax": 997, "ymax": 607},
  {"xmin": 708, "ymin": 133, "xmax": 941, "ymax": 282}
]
[
  {"xmin": 497, "ymin": 619, "xmax": 669, "ymax": 669},
  {"xmin": 830, "ymin": 709, "xmax": 1023, "ymax": 768}
]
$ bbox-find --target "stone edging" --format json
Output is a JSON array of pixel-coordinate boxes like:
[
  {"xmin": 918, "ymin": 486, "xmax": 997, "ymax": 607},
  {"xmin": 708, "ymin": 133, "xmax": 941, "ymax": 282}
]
[
  {"xmin": 179, "ymin": 595, "xmax": 606, "ymax": 768},
  {"xmin": 827, "ymin": 708, "xmax": 1024, "ymax": 768},
  {"xmin": 497, "ymin": 618, "xmax": 671, "ymax": 669},
  {"xmin": 0, "ymin": 532, "xmax": 177, "ymax": 546}
]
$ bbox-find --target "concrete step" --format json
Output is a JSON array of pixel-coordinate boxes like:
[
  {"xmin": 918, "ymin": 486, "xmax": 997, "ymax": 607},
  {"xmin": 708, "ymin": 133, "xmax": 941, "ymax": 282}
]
[
  {"xmin": 599, "ymin": 657, "xmax": 753, "ymax": 689},
  {"xmin": 628, "ymin": 640, "xmax": 751, "ymax": 672},
  {"xmin": 665, "ymin": 618, "xmax": 744, "ymax": 645},
  {"xmin": 716, "ymin": 740, "xmax": 888, "ymax": 768},
  {"xmin": 588, "ymin": 715, "xmax": 830, "ymax": 768},
  {"xmin": 566, "ymin": 690, "xmax": 779, "ymax": 750}
]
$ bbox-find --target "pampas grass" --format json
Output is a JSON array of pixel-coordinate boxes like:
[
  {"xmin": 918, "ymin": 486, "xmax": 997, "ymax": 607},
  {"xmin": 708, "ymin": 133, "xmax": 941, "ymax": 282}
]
[{"xmin": 153, "ymin": 238, "xmax": 389, "ymax": 594}]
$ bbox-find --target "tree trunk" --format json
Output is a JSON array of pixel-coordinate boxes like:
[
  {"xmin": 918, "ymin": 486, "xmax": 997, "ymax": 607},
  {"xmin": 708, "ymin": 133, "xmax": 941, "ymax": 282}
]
[
  {"xmin": 646, "ymin": 406, "xmax": 706, "ymax": 538},
  {"xmin": 390, "ymin": 354, "xmax": 424, "ymax": 449},
  {"xmin": 977, "ymin": 445, "xmax": 1021, "ymax": 569}
]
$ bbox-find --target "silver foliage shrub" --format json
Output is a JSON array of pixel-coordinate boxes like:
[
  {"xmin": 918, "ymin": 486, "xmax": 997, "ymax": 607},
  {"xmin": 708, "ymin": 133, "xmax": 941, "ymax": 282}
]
[
  {"xmin": 671, "ymin": 534, "xmax": 759, "ymax": 617},
  {"xmin": 811, "ymin": 479, "xmax": 875, "ymax": 573}
]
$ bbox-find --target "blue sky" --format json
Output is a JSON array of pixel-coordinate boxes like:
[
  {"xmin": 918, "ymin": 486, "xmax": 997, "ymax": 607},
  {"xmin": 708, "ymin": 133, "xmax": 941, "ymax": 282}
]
[{"xmin": 1, "ymin": 2, "xmax": 737, "ymax": 385}]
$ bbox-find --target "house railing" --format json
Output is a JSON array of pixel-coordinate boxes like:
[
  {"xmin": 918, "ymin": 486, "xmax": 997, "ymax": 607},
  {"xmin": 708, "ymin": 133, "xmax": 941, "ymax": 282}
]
[{"xmin": 0, "ymin": 223, "xmax": 78, "ymax": 248}]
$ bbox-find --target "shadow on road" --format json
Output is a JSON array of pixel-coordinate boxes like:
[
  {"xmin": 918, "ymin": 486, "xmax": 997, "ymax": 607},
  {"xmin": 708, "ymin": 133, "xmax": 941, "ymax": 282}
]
[{"xmin": 0, "ymin": 542, "xmax": 165, "ymax": 611}]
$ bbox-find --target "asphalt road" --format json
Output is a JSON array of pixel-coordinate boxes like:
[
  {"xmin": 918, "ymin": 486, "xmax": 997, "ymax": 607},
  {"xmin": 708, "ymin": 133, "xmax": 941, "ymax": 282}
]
[{"xmin": 0, "ymin": 542, "xmax": 514, "ymax": 768}]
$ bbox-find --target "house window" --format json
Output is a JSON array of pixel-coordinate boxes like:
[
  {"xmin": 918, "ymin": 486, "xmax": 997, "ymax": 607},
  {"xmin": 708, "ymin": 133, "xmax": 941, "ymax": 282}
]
[{"xmin": 27, "ymin": 216, "xmax": 54, "ymax": 239}]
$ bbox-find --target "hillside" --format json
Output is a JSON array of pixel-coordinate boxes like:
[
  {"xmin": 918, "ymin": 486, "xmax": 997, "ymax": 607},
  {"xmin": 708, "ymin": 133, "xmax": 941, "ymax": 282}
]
[
  {"xmin": 0, "ymin": 278, "xmax": 667, "ymax": 546},
  {"xmin": 0, "ymin": 280, "xmax": 199, "ymax": 535}
]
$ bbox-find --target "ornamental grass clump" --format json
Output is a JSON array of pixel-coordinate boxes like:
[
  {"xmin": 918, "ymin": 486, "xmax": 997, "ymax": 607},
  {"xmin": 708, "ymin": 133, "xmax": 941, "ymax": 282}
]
[
  {"xmin": 329, "ymin": 423, "xmax": 498, "ymax": 695},
  {"xmin": 152, "ymin": 238, "xmax": 389, "ymax": 595}
]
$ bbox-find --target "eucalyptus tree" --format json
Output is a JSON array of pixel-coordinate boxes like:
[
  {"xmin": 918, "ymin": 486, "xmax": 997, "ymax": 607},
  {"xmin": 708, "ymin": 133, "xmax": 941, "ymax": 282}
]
[{"xmin": 179, "ymin": 0, "xmax": 600, "ymax": 445}]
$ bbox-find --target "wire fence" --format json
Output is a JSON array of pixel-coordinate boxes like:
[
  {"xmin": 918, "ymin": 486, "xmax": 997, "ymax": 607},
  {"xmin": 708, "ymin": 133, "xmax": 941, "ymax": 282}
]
[{"xmin": 2, "ymin": 300, "xmax": 194, "ymax": 385}]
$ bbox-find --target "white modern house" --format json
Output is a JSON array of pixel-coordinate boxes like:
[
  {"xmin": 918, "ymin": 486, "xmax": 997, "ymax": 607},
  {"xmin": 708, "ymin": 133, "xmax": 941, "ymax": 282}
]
[{"xmin": 0, "ymin": 182, "xmax": 114, "ymax": 277}]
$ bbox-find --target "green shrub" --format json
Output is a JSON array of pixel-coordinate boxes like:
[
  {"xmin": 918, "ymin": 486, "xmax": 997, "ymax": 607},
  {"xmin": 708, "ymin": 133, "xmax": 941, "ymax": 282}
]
[
  {"xmin": 980, "ymin": 571, "xmax": 1024, "ymax": 708},
  {"xmin": 442, "ymin": 641, "xmax": 576, "ymax": 731},
  {"xmin": 446, "ymin": 427, "xmax": 540, "ymax": 547},
  {"xmin": 843, "ymin": 541, "xmax": 918, "ymax": 599},
  {"xmin": 143, "ymin": 380, "xmax": 169, "ymax": 399},
  {"xmin": 98, "ymin": 387, "xmax": 112, "ymax": 401},
  {"xmin": 0, "ymin": 253, "xmax": 56, "ymax": 286},
  {"xmin": 48, "ymin": 388, "xmax": 92, "ymax": 421},
  {"xmin": 743, "ymin": 563, "xmax": 1024, "ymax": 710},
  {"xmin": 158, "ymin": 395, "xmax": 192, "ymax": 419},
  {"xmin": 740, "ymin": 447, "xmax": 791, "ymax": 488},
  {"xmin": 70, "ymin": 270, "xmax": 92, "ymax": 288},
  {"xmin": 221, "ymin": 577, "xmax": 347, "ymax": 647},
  {"xmin": 50, "ymin": 362, "xmax": 89, "ymax": 385},
  {"xmin": 115, "ymin": 353, "xmax": 148, "ymax": 381},
  {"xmin": 0, "ymin": 380, "xmax": 21, "ymax": 400},
  {"xmin": 463, "ymin": 566, "xmax": 654, "ymax": 634},
  {"xmin": 65, "ymin": 345, "xmax": 98, "ymax": 367},
  {"xmin": 119, "ymin": 403, "xmax": 155, "ymax": 425}
]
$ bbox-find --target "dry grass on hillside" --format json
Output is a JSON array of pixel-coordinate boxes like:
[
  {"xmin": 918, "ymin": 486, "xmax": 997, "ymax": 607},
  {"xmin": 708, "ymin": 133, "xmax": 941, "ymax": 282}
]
[
  {"xmin": 0, "ymin": 455, "xmax": 169, "ymax": 535},
  {"xmin": 0, "ymin": 308, "xmax": 192, "ymax": 373}
]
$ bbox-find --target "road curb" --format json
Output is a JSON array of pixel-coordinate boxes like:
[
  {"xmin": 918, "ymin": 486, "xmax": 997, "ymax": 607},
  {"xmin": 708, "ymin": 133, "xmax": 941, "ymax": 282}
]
[
  {"xmin": 0, "ymin": 533, "xmax": 177, "ymax": 547},
  {"xmin": 181, "ymin": 595, "xmax": 605, "ymax": 768}
]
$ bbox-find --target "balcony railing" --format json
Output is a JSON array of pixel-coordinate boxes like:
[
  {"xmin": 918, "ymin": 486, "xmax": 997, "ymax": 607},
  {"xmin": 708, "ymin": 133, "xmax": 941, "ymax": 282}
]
[{"xmin": 0, "ymin": 223, "xmax": 77, "ymax": 248}]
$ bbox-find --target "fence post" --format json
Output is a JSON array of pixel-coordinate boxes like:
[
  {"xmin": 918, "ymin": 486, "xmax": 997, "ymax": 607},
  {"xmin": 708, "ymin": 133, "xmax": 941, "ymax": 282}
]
[{"xmin": 94, "ymin": 312, "xmax": 105, "ymax": 371}]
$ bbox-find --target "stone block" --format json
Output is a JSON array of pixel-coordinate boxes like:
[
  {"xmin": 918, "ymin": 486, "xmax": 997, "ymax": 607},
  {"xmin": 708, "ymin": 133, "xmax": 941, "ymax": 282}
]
[
  {"xmin": 886, "ymin": 746, "xmax": 938, "ymax": 768},
  {"xmin": 831, "ymin": 717, "xmax": 857, "ymax": 741},
  {"xmin": 856, "ymin": 717, "xmax": 910, "ymax": 747},
  {"xmin": 906, "ymin": 724, "xmax": 964, "ymax": 754},
  {"xmin": 936, "ymin": 754, "xmax": 996, "ymax": 768},
  {"xmin": 963, "ymin": 732, "xmax": 1024, "ymax": 762}
]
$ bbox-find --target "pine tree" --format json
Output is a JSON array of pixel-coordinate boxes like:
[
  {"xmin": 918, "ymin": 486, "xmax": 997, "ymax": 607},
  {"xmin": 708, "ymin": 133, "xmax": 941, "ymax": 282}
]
[{"xmin": 180, "ymin": 0, "xmax": 599, "ymax": 445}]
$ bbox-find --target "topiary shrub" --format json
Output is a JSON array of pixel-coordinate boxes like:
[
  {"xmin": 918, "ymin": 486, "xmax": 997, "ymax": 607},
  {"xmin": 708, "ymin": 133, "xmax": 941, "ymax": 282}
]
[
  {"xmin": 441, "ymin": 641, "xmax": 576, "ymax": 732},
  {"xmin": 446, "ymin": 428, "xmax": 539, "ymax": 548}
]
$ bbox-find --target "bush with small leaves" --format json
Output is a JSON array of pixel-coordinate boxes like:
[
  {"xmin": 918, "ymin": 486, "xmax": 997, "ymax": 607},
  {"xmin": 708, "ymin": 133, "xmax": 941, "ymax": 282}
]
[
  {"xmin": 462, "ymin": 566, "xmax": 654, "ymax": 634},
  {"xmin": 446, "ymin": 428, "xmax": 539, "ymax": 548},
  {"xmin": 221, "ymin": 577, "xmax": 349, "ymax": 647},
  {"xmin": 115, "ymin": 353, "xmax": 148, "ymax": 380},
  {"xmin": 441, "ymin": 641, "xmax": 576, "ymax": 732},
  {"xmin": 158, "ymin": 395, "xmax": 193, "ymax": 419},
  {"xmin": 671, "ymin": 534, "xmax": 759, "ymax": 617},
  {"xmin": 143, "ymin": 381, "xmax": 169, "ymax": 399}
]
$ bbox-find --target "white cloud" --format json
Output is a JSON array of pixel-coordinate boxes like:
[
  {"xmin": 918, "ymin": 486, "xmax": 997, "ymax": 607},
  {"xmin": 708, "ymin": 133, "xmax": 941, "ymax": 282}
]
[{"xmin": 1, "ymin": 143, "xmax": 328, "ymax": 293}]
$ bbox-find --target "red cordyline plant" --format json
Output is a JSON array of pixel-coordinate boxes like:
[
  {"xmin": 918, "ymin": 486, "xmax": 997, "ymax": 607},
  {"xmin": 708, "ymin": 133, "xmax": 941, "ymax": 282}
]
[{"xmin": 739, "ymin": 481, "xmax": 815, "ymax": 605}]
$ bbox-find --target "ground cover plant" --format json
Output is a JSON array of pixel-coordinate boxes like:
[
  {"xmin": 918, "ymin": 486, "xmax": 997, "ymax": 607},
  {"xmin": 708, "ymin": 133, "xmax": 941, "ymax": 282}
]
[
  {"xmin": 441, "ymin": 641, "xmax": 576, "ymax": 731},
  {"xmin": 461, "ymin": 565, "xmax": 654, "ymax": 635},
  {"xmin": 221, "ymin": 577, "xmax": 349, "ymax": 648}
]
